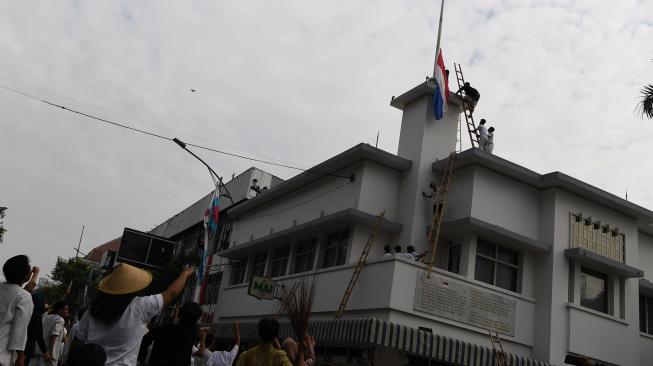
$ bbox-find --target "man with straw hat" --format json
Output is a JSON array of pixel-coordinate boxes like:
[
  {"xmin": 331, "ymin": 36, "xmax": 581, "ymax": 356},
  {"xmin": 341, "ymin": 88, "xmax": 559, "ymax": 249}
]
[{"xmin": 76, "ymin": 263, "xmax": 195, "ymax": 366}]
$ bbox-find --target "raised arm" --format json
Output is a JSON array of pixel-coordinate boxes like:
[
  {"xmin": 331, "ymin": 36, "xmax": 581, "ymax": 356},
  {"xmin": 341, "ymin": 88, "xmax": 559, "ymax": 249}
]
[
  {"xmin": 161, "ymin": 265, "xmax": 195, "ymax": 305},
  {"xmin": 234, "ymin": 320, "xmax": 241, "ymax": 346}
]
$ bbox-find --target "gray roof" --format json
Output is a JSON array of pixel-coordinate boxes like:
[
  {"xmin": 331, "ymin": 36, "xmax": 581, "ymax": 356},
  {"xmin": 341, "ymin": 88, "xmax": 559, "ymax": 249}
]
[
  {"xmin": 229, "ymin": 143, "xmax": 412, "ymax": 218},
  {"xmin": 149, "ymin": 167, "xmax": 283, "ymax": 238},
  {"xmin": 433, "ymin": 148, "xmax": 653, "ymax": 233}
]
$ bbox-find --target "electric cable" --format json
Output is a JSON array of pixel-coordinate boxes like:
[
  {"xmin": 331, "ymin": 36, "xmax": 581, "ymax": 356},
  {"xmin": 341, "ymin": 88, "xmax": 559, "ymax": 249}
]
[
  {"xmin": 0, "ymin": 83, "xmax": 352, "ymax": 180},
  {"xmin": 0, "ymin": 74, "xmax": 305, "ymax": 168}
]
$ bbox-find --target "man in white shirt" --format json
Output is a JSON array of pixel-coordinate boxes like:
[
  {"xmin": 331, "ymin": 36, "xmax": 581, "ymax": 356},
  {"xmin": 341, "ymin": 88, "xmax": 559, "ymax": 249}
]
[
  {"xmin": 77, "ymin": 264, "xmax": 195, "ymax": 366},
  {"xmin": 203, "ymin": 322, "xmax": 239, "ymax": 366},
  {"xmin": 0, "ymin": 255, "xmax": 34, "ymax": 366},
  {"xmin": 486, "ymin": 127, "xmax": 495, "ymax": 154},
  {"xmin": 472, "ymin": 119, "xmax": 489, "ymax": 150},
  {"xmin": 33, "ymin": 301, "xmax": 69, "ymax": 366}
]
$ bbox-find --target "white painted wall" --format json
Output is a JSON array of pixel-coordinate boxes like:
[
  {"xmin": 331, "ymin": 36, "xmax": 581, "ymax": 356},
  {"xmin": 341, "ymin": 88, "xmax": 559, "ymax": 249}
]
[
  {"xmin": 638, "ymin": 232, "xmax": 653, "ymax": 280},
  {"xmin": 470, "ymin": 167, "xmax": 540, "ymax": 240}
]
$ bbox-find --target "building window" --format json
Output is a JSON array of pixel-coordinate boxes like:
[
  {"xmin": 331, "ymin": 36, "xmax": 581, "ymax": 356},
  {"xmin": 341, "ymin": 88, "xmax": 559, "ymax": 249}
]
[
  {"xmin": 447, "ymin": 243, "xmax": 462, "ymax": 274},
  {"xmin": 229, "ymin": 258, "xmax": 248, "ymax": 285},
  {"xmin": 570, "ymin": 213, "xmax": 625, "ymax": 262},
  {"xmin": 640, "ymin": 294, "xmax": 653, "ymax": 334},
  {"xmin": 251, "ymin": 252, "xmax": 268, "ymax": 277},
  {"xmin": 215, "ymin": 214, "xmax": 233, "ymax": 253},
  {"xmin": 321, "ymin": 229, "xmax": 350, "ymax": 268},
  {"xmin": 270, "ymin": 246, "xmax": 291, "ymax": 277},
  {"xmin": 205, "ymin": 272, "xmax": 223, "ymax": 305},
  {"xmin": 474, "ymin": 240, "xmax": 519, "ymax": 292},
  {"xmin": 580, "ymin": 267, "xmax": 608, "ymax": 314},
  {"xmin": 293, "ymin": 238, "xmax": 317, "ymax": 274}
]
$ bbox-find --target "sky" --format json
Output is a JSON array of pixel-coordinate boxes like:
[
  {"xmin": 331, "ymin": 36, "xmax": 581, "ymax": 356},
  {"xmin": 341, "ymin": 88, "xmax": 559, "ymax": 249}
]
[{"xmin": 1, "ymin": 0, "xmax": 653, "ymax": 277}]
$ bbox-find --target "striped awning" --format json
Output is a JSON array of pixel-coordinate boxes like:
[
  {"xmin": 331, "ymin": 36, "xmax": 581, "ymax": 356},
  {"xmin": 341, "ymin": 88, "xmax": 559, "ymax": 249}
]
[{"xmin": 212, "ymin": 318, "xmax": 550, "ymax": 366}]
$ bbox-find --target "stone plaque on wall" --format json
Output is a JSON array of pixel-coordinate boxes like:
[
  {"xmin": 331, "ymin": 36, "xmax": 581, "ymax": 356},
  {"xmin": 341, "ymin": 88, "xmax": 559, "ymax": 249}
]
[{"xmin": 413, "ymin": 272, "xmax": 517, "ymax": 336}]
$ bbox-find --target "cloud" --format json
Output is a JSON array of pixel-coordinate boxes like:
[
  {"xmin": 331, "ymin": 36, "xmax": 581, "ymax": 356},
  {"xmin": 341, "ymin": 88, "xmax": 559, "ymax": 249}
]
[{"xmin": 1, "ymin": 0, "xmax": 652, "ymax": 275}]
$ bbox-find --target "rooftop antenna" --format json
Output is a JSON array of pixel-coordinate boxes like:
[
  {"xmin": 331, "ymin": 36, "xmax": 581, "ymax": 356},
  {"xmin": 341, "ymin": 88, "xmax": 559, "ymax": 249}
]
[
  {"xmin": 432, "ymin": 0, "xmax": 445, "ymax": 77},
  {"xmin": 375, "ymin": 130, "xmax": 379, "ymax": 148},
  {"xmin": 626, "ymin": 188, "xmax": 628, "ymax": 201}
]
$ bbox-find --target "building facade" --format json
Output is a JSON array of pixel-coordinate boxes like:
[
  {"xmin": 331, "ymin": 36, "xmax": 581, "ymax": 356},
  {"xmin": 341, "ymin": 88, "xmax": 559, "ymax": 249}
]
[{"xmin": 209, "ymin": 81, "xmax": 653, "ymax": 366}]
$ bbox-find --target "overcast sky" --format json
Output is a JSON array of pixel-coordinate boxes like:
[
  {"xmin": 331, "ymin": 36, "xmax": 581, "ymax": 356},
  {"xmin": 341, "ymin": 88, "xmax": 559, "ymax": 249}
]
[{"xmin": 1, "ymin": 0, "xmax": 652, "ymax": 277}]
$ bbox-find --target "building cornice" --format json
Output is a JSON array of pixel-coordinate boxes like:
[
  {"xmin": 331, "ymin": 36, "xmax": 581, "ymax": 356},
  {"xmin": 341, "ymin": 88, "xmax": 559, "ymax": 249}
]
[
  {"xmin": 229, "ymin": 144, "xmax": 411, "ymax": 218},
  {"xmin": 433, "ymin": 148, "xmax": 653, "ymax": 233},
  {"xmin": 219, "ymin": 208, "xmax": 402, "ymax": 258}
]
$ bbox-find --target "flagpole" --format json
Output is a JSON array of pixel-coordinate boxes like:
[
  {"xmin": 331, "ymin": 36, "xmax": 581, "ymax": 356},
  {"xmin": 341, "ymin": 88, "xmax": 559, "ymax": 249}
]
[{"xmin": 432, "ymin": 0, "xmax": 445, "ymax": 77}]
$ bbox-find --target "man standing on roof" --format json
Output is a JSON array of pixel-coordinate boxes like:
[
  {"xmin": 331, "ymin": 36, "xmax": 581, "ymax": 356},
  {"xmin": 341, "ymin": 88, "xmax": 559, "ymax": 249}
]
[
  {"xmin": 456, "ymin": 82, "xmax": 480, "ymax": 115},
  {"xmin": 486, "ymin": 127, "xmax": 495, "ymax": 154},
  {"xmin": 472, "ymin": 119, "xmax": 488, "ymax": 150}
]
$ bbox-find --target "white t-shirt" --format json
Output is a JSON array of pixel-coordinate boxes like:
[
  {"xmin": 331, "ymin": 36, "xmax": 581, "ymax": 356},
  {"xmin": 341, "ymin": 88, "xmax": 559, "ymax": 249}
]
[
  {"xmin": 206, "ymin": 345, "xmax": 239, "ymax": 366},
  {"xmin": 487, "ymin": 132, "xmax": 494, "ymax": 143},
  {"xmin": 77, "ymin": 294, "xmax": 163, "ymax": 366},
  {"xmin": 477, "ymin": 124, "xmax": 488, "ymax": 137},
  {"xmin": 192, "ymin": 348, "xmax": 211, "ymax": 366},
  {"xmin": 0, "ymin": 283, "xmax": 33, "ymax": 366},
  {"xmin": 37, "ymin": 314, "xmax": 65, "ymax": 360}
]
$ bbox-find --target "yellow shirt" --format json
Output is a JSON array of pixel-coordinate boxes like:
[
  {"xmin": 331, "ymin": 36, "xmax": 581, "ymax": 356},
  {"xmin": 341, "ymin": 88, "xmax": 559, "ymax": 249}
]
[{"xmin": 236, "ymin": 343, "xmax": 293, "ymax": 366}]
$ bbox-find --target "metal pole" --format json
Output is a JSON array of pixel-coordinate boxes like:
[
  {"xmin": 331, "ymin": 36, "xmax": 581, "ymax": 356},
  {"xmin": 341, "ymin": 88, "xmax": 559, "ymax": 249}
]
[
  {"xmin": 172, "ymin": 138, "xmax": 234, "ymax": 204},
  {"xmin": 432, "ymin": 0, "xmax": 445, "ymax": 77},
  {"xmin": 75, "ymin": 225, "xmax": 85, "ymax": 259}
]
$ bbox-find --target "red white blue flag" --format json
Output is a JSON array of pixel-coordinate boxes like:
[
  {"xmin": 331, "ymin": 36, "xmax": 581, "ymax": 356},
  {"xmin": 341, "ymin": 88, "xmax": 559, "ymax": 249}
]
[{"xmin": 432, "ymin": 49, "xmax": 449, "ymax": 120}]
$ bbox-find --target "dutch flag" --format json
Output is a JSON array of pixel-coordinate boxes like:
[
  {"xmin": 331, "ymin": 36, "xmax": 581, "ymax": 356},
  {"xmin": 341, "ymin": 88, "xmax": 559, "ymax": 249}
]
[{"xmin": 432, "ymin": 49, "xmax": 449, "ymax": 120}]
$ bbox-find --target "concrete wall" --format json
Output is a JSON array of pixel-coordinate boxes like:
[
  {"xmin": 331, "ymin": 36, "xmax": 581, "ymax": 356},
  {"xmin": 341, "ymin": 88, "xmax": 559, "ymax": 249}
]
[
  {"xmin": 470, "ymin": 166, "xmax": 540, "ymax": 240},
  {"xmin": 550, "ymin": 189, "xmax": 640, "ymax": 366},
  {"xmin": 355, "ymin": 161, "xmax": 401, "ymax": 223},
  {"xmin": 639, "ymin": 334, "xmax": 653, "ymax": 366},
  {"xmin": 638, "ymin": 232, "xmax": 653, "ymax": 280},
  {"xmin": 230, "ymin": 164, "xmax": 363, "ymax": 246}
]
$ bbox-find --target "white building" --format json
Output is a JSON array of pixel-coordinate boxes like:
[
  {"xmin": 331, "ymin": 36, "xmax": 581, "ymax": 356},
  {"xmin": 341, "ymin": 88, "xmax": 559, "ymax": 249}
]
[{"xmin": 208, "ymin": 80, "xmax": 653, "ymax": 366}]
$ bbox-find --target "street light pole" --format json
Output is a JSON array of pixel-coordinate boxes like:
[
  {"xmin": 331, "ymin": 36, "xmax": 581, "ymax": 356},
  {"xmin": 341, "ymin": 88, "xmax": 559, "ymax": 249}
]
[{"xmin": 172, "ymin": 138, "xmax": 234, "ymax": 204}]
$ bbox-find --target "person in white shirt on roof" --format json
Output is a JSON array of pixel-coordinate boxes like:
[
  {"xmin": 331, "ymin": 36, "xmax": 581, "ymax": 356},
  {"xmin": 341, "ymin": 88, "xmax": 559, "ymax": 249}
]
[
  {"xmin": 0, "ymin": 255, "xmax": 35, "ymax": 366},
  {"xmin": 76, "ymin": 263, "xmax": 195, "ymax": 366},
  {"xmin": 203, "ymin": 321, "xmax": 240, "ymax": 366},
  {"xmin": 472, "ymin": 119, "xmax": 488, "ymax": 150},
  {"xmin": 486, "ymin": 127, "xmax": 495, "ymax": 154}
]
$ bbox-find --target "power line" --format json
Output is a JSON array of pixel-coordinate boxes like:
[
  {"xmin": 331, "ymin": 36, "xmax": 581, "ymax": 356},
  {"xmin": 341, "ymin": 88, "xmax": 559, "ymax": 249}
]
[
  {"xmin": 0, "ymin": 83, "xmax": 352, "ymax": 180},
  {"xmin": 0, "ymin": 74, "xmax": 308, "ymax": 168}
]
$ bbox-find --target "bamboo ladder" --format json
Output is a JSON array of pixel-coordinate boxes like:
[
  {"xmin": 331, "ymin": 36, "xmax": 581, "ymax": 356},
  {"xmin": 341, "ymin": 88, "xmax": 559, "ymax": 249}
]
[
  {"xmin": 453, "ymin": 63, "xmax": 480, "ymax": 148},
  {"xmin": 334, "ymin": 211, "xmax": 386, "ymax": 319}
]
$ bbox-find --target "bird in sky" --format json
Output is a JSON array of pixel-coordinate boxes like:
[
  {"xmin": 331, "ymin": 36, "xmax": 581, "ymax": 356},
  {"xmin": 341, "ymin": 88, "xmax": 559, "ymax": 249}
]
[{"xmin": 190, "ymin": 89, "xmax": 197, "ymax": 93}]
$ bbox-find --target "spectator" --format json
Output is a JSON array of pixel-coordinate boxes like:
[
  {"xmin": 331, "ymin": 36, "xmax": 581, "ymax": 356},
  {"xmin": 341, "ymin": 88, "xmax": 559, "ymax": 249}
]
[
  {"xmin": 67, "ymin": 343, "xmax": 106, "ymax": 366},
  {"xmin": 281, "ymin": 335, "xmax": 315, "ymax": 366},
  {"xmin": 393, "ymin": 245, "xmax": 402, "ymax": 255},
  {"xmin": 0, "ymin": 255, "xmax": 34, "ymax": 366},
  {"xmin": 60, "ymin": 308, "xmax": 86, "ymax": 365},
  {"xmin": 383, "ymin": 245, "xmax": 393, "ymax": 257},
  {"xmin": 146, "ymin": 302, "xmax": 203, "ymax": 366},
  {"xmin": 25, "ymin": 293, "xmax": 47, "ymax": 365},
  {"xmin": 406, "ymin": 246, "xmax": 420, "ymax": 261},
  {"xmin": 204, "ymin": 321, "xmax": 240, "ymax": 366},
  {"xmin": 76, "ymin": 263, "xmax": 195, "ymax": 366},
  {"xmin": 236, "ymin": 318, "xmax": 294, "ymax": 366},
  {"xmin": 32, "ymin": 301, "xmax": 69, "ymax": 366}
]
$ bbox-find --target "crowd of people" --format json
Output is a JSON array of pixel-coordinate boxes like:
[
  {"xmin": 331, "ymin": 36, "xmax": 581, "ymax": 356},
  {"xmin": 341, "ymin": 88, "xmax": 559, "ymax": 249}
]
[
  {"xmin": 383, "ymin": 245, "xmax": 422, "ymax": 261},
  {"xmin": 0, "ymin": 255, "xmax": 318, "ymax": 366}
]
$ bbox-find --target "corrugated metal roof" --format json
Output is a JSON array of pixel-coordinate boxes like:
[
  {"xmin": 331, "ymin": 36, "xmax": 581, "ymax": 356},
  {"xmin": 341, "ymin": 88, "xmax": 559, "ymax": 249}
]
[{"xmin": 149, "ymin": 167, "xmax": 283, "ymax": 238}]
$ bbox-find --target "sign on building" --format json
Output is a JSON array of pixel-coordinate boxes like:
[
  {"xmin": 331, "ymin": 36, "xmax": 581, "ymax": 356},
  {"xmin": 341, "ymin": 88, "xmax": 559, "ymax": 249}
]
[
  {"xmin": 414, "ymin": 272, "xmax": 517, "ymax": 336},
  {"xmin": 248, "ymin": 276, "xmax": 277, "ymax": 300}
]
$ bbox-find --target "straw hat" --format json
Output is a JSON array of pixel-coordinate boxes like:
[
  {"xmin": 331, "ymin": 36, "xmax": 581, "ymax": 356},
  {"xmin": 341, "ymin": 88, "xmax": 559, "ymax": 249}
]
[{"xmin": 98, "ymin": 263, "xmax": 152, "ymax": 295}]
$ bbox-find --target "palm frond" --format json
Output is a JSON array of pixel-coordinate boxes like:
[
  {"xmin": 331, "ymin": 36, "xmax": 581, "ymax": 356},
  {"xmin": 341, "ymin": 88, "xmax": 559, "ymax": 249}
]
[{"xmin": 637, "ymin": 84, "xmax": 653, "ymax": 119}]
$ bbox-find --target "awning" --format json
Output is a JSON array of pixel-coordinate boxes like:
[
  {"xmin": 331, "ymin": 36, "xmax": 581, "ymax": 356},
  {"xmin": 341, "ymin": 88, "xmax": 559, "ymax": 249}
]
[
  {"xmin": 565, "ymin": 247, "xmax": 643, "ymax": 278},
  {"xmin": 212, "ymin": 318, "xmax": 551, "ymax": 366}
]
